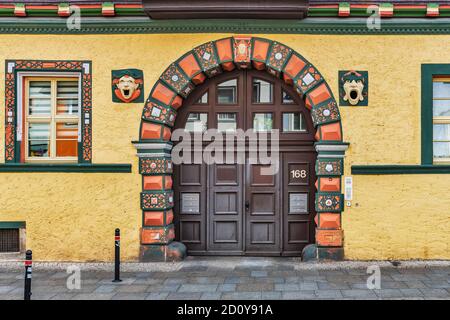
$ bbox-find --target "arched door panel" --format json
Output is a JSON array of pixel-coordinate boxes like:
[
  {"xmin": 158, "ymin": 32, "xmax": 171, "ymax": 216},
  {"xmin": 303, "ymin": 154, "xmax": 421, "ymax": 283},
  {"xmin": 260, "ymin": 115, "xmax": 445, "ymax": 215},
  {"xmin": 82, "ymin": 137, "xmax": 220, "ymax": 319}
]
[{"xmin": 174, "ymin": 70, "xmax": 316, "ymax": 256}]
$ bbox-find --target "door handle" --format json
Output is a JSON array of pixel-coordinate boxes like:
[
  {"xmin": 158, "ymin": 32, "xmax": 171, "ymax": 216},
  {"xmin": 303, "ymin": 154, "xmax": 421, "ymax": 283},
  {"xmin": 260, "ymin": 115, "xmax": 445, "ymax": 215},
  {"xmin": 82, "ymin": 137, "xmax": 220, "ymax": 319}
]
[{"xmin": 245, "ymin": 200, "xmax": 250, "ymax": 211}]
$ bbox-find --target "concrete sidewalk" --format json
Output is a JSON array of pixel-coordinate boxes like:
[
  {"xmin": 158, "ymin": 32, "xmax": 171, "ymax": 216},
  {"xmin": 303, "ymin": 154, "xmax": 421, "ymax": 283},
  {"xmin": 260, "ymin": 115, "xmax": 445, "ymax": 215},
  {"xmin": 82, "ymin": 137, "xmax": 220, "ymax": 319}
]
[{"xmin": 0, "ymin": 257, "xmax": 449, "ymax": 300}]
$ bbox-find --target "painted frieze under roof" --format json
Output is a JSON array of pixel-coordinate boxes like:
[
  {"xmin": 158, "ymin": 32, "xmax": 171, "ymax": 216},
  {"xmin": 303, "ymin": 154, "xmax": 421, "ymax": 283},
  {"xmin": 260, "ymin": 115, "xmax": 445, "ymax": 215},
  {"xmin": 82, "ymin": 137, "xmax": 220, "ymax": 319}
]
[{"xmin": 1, "ymin": 1, "xmax": 450, "ymax": 19}]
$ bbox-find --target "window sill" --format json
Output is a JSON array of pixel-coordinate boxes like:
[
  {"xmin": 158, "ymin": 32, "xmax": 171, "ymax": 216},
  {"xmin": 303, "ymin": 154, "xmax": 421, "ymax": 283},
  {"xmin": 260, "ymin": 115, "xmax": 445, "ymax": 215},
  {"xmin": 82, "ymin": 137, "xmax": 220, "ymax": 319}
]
[
  {"xmin": 0, "ymin": 163, "xmax": 132, "ymax": 173},
  {"xmin": 351, "ymin": 165, "xmax": 450, "ymax": 175}
]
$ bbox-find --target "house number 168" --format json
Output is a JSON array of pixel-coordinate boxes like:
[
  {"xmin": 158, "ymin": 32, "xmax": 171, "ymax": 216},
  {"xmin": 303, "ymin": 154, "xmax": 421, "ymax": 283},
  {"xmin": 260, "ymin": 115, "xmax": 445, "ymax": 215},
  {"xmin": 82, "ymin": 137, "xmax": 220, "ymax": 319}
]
[{"xmin": 291, "ymin": 169, "xmax": 307, "ymax": 179}]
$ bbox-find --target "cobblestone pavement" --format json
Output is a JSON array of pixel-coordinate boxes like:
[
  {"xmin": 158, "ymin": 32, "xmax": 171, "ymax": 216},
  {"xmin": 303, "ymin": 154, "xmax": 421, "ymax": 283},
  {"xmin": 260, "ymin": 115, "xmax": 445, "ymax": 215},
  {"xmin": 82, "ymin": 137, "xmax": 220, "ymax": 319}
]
[{"xmin": 0, "ymin": 257, "xmax": 449, "ymax": 300}]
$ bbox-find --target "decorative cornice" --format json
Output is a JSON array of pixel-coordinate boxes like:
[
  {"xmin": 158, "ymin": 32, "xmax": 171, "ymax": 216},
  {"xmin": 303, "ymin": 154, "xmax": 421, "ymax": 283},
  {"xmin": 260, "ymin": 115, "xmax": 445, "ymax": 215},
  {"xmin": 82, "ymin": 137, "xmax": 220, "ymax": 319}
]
[
  {"xmin": 3, "ymin": 2, "xmax": 450, "ymax": 19},
  {"xmin": 3, "ymin": 17, "xmax": 450, "ymax": 34}
]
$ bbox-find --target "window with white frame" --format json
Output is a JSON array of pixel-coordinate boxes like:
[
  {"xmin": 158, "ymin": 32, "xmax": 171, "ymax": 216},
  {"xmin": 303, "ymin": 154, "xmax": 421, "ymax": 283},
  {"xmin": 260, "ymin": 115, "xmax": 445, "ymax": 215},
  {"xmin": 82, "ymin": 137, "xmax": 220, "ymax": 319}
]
[
  {"xmin": 432, "ymin": 77, "xmax": 450, "ymax": 163},
  {"xmin": 24, "ymin": 77, "xmax": 80, "ymax": 162}
]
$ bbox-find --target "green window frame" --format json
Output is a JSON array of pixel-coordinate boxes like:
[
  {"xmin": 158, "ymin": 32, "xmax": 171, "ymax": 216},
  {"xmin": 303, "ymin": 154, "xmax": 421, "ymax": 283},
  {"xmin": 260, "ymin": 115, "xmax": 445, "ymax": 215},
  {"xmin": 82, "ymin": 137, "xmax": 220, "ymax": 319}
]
[{"xmin": 421, "ymin": 64, "xmax": 450, "ymax": 165}]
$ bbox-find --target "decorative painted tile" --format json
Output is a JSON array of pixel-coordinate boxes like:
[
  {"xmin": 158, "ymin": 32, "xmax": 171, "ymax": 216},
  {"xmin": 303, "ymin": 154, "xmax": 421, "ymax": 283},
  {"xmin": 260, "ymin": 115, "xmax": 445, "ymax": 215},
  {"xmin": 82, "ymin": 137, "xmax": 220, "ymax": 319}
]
[
  {"xmin": 193, "ymin": 42, "xmax": 222, "ymax": 77},
  {"xmin": 266, "ymin": 41, "xmax": 291, "ymax": 76},
  {"xmin": 141, "ymin": 191, "xmax": 174, "ymax": 210},
  {"xmin": 311, "ymin": 100, "xmax": 340, "ymax": 126},
  {"xmin": 315, "ymin": 193, "xmax": 343, "ymax": 212},
  {"xmin": 161, "ymin": 64, "xmax": 194, "ymax": 98},
  {"xmin": 233, "ymin": 36, "xmax": 252, "ymax": 68},
  {"xmin": 294, "ymin": 65, "xmax": 323, "ymax": 96},
  {"xmin": 140, "ymin": 158, "xmax": 173, "ymax": 175},
  {"xmin": 316, "ymin": 158, "xmax": 343, "ymax": 176},
  {"xmin": 339, "ymin": 70, "xmax": 368, "ymax": 106},
  {"xmin": 143, "ymin": 100, "xmax": 177, "ymax": 127},
  {"xmin": 111, "ymin": 69, "xmax": 144, "ymax": 103}
]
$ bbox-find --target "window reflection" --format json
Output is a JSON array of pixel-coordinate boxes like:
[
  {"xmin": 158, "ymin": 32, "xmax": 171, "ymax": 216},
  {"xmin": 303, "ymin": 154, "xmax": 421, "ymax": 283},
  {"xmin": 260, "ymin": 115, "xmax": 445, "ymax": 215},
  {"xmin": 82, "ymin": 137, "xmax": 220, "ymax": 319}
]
[
  {"xmin": 217, "ymin": 113, "xmax": 237, "ymax": 132},
  {"xmin": 185, "ymin": 113, "xmax": 208, "ymax": 132},
  {"xmin": 282, "ymin": 90, "xmax": 295, "ymax": 104},
  {"xmin": 28, "ymin": 123, "xmax": 50, "ymax": 157},
  {"xmin": 253, "ymin": 113, "xmax": 273, "ymax": 132},
  {"xmin": 253, "ymin": 79, "xmax": 273, "ymax": 104},
  {"xmin": 283, "ymin": 113, "xmax": 306, "ymax": 132},
  {"xmin": 217, "ymin": 79, "xmax": 237, "ymax": 104},
  {"xmin": 196, "ymin": 91, "xmax": 208, "ymax": 104}
]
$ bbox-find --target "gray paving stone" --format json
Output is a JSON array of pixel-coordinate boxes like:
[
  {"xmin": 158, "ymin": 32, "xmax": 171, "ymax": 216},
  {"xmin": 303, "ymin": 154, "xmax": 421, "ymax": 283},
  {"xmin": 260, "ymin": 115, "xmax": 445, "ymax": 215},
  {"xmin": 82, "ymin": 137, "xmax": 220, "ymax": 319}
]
[
  {"xmin": 318, "ymin": 282, "xmax": 351, "ymax": 290},
  {"xmin": 374, "ymin": 289, "xmax": 404, "ymax": 298},
  {"xmin": 178, "ymin": 284, "xmax": 218, "ymax": 293},
  {"xmin": 251, "ymin": 271, "xmax": 268, "ymax": 277},
  {"xmin": 145, "ymin": 292, "xmax": 170, "ymax": 300},
  {"xmin": 282, "ymin": 291, "xmax": 316, "ymax": 299},
  {"xmin": 72, "ymin": 293, "xmax": 115, "ymax": 300},
  {"xmin": 200, "ymin": 292, "xmax": 222, "ymax": 300},
  {"xmin": 146, "ymin": 284, "xmax": 180, "ymax": 293},
  {"xmin": 299, "ymin": 282, "xmax": 319, "ymax": 290},
  {"xmin": 112, "ymin": 293, "xmax": 148, "ymax": 300},
  {"xmin": 236, "ymin": 283, "xmax": 274, "ymax": 292},
  {"xmin": 422, "ymin": 280, "xmax": 450, "ymax": 289},
  {"xmin": 167, "ymin": 292, "xmax": 202, "ymax": 300},
  {"xmin": 400, "ymin": 288, "xmax": 424, "ymax": 297},
  {"xmin": 222, "ymin": 292, "xmax": 262, "ymax": 300},
  {"xmin": 94, "ymin": 284, "xmax": 117, "ymax": 294},
  {"xmin": 274, "ymin": 283, "xmax": 300, "ymax": 291},
  {"xmin": 262, "ymin": 292, "xmax": 282, "ymax": 300},
  {"xmin": 217, "ymin": 284, "xmax": 236, "ymax": 292},
  {"xmin": 116, "ymin": 284, "xmax": 149, "ymax": 293},
  {"xmin": 419, "ymin": 288, "xmax": 449, "ymax": 298},
  {"xmin": 224, "ymin": 276, "xmax": 250, "ymax": 284},
  {"xmin": 0, "ymin": 286, "xmax": 16, "ymax": 294},
  {"xmin": 315, "ymin": 290, "xmax": 343, "ymax": 299},
  {"xmin": 341, "ymin": 289, "xmax": 378, "ymax": 299},
  {"xmin": 405, "ymin": 280, "xmax": 427, "ymax": 289},
  {"xmin": 164, "ymin": 278, "xmax": 188, "ymax": 285},
  {"xmin": 50, "ymin": 293, "xmax": 78, "ymax": 300},
  {"xmin": 188, "ymin": 276, "xmax": 224, "ymax": 284}
]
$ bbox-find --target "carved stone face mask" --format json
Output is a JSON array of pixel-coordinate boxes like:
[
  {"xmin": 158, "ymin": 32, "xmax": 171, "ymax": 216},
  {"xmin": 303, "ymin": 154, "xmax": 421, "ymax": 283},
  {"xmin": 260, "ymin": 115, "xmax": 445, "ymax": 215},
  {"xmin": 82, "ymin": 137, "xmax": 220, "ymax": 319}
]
[
  {"xmin": 117, "ymin": 75, "xmax": 139, "ymax": 100},
  {"xmin": 343, "ymin": 79, "xmax": 364, "ymax": 105}
]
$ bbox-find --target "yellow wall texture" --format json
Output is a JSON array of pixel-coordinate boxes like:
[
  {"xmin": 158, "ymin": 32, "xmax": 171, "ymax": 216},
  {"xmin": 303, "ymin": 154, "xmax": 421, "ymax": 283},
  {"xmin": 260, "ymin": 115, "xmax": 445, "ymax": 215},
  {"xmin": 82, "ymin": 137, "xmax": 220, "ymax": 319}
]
[{"xmin": 0, "ymin": 33, "xmax": 449, "ymax": 261}]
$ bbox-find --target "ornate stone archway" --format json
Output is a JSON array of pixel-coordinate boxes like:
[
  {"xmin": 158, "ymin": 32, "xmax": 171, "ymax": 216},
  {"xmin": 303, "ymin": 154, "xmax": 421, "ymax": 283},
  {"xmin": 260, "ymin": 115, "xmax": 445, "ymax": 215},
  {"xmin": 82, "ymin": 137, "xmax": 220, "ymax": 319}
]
[{"xmin": 133, "ymin": 36, "xmax": 348, "ymax": 262}]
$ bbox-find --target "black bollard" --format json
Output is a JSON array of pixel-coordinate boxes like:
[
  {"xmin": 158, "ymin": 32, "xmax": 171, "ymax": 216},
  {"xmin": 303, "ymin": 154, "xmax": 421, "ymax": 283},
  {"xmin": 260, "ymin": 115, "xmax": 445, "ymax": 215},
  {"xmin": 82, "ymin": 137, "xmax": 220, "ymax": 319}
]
[
  {"xmin": 24, "ymin": 250, "xmax": 32, "ymax": 300},
  {"xmin": 112, "ymin": 228, "xmax": 122, "ymax": 282}
]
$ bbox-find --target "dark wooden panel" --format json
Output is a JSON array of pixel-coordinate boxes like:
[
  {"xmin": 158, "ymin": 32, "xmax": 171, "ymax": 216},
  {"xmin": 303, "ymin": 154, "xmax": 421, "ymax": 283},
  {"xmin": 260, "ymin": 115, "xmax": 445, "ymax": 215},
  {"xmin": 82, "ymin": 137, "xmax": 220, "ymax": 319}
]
[
  {"xmin": 143, "ymin": 0, "xmax": 309, "ymax": 19},
  {"xmin": 174, "ymin": 70, "xmax": 316, "ymax": 256}
]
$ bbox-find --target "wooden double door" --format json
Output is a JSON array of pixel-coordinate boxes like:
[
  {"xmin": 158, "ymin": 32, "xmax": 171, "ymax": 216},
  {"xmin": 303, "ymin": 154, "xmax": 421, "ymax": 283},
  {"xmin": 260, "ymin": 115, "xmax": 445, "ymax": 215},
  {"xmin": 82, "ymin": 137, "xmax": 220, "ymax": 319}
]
[{"xmin": 174, "ymin": 70, "xmax": 317, "ymax": 256}]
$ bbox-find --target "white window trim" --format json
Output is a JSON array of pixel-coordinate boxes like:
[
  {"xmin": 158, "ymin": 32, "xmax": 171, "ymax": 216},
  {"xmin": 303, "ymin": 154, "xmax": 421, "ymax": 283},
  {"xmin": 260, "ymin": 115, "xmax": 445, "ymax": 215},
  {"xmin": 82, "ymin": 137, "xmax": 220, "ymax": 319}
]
[{"xmin": 17, "ymin": 71, "xmax": 82, "ymax": 143}]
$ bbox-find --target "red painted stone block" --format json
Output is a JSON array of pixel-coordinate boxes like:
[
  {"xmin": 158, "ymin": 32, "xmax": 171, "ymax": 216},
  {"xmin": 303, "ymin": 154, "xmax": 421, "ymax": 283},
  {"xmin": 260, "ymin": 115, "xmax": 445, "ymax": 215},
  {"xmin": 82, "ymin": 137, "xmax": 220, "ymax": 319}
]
[
  {"xmin": 144, "ymin": 211, "xmax": 165, "ymax": 226},
  {"xmin": 316, "ymin": 229, "xmax": 343, "ymax": 247},
  {"xmin": 315, "ymin": 122, "xmax": 342, "ymax": 141},
  {"xmin": 306, "ymin": 83, "xmax": 332, "ymax": 107},
  {"xmin": 143, "ymin": 176, "xmax": 164, "ymax": 190},
  {"xmin": 141, "ymin": 122, "xmax": 162, "ymax": 140},
  {"xmin": 318, "ymin": 213, "xmax": 341, "ymax": 229},
  {"xmin": 318, "ymin": 177, "xmax": 341, "ymax": 192},
  {"xmin": 283, "ymin": 53, "xmax": 307, "ymax": 79},
  {"xmin": 152, "ymin": 82, "xmax": 176, "ymax": 106}
]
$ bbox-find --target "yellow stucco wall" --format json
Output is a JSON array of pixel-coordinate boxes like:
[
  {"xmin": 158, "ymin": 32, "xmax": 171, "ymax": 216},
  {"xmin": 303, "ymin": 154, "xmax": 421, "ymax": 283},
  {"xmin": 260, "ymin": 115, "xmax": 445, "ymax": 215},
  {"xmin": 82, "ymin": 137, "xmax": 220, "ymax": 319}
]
[{"xmin": 0, "ymin": 33, "xmax": 449, "ymax": 261}]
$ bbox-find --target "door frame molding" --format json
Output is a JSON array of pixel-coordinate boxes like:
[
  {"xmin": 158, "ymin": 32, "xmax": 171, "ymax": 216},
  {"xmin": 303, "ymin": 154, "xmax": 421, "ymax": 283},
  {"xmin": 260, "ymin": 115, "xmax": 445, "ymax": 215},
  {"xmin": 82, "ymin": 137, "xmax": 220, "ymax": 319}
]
[{"xmin": 133, "ymin": 36, "xmax": 349, "ymax": 262}]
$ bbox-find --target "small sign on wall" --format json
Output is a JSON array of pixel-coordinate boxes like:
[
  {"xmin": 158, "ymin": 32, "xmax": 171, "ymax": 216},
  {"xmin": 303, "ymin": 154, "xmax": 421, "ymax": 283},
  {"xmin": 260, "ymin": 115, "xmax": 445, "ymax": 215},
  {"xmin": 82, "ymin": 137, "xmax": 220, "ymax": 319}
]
[{"xmin": 344, "ymin": 176, "xmax": 353, "ymax": 201}]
